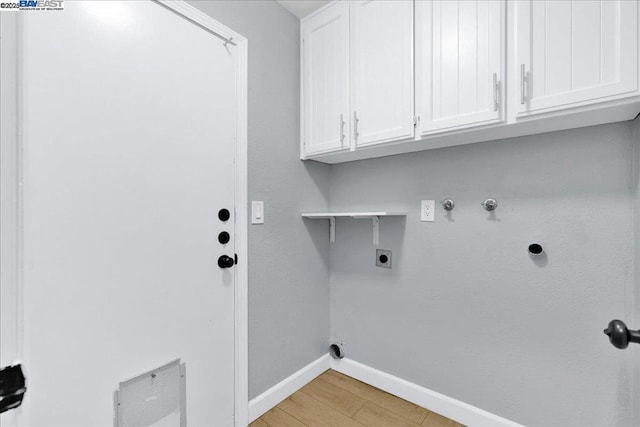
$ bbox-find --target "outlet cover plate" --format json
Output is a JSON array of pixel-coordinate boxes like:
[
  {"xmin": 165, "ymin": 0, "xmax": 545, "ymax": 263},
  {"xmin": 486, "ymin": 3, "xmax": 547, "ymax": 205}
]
[
  {"xmin": 421, "ymin": 200, "xmax": 435, "ymax": 222},
  {"xmin": 376, "ymin": 249, "xmax": 392, "ymax": 268}
]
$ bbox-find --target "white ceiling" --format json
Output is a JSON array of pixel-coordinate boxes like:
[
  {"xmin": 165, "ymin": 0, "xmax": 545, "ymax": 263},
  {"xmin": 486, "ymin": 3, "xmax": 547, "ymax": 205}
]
[{"xmin": 277, "ymin": 0, "xmax": 331, "ymax": 19}]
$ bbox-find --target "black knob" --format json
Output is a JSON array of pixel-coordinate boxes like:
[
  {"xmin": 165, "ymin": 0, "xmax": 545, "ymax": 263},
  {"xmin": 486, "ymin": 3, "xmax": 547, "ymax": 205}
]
[
  {"xmin": 218, "ymin": 209, "xmax": 230, "ymax": 222},
  {"xmin": 379, "ymin": 254, "xmax": 388, "ymax": 264},
  {"xmin": 0, "ymin": 364, "xmax": 26, "ymax": 414},
  {"xmin": 604, "ymin": 319, "xmax": 640, "ymax": 349},
  {"xmin": 218, "ymin": 255, "xmax": 234, "ymax": 269},
  {"xmin": 218, "ymin": 231, "xmax": 230, "ymax": 244}
]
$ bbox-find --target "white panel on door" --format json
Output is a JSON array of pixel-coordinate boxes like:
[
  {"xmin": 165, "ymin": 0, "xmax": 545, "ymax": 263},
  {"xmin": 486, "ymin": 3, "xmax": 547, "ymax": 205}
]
[
  {"xmin": 302, "ymin": 2, "xmax": 350, "ymax": 156},
  {"xmin": 19, "ymin": 2, "xmax": 238, "ymax": 426},
  {"xmin": 417, "ymin": 0, "xmax": 505, "ymax": 135},
  {"xmin": 351, "ymin": 0, "xmax": 414, "ymax": 147},
  {"xmin": 516, "ymin": 0, "xmax": 639, "ymax": 116}
]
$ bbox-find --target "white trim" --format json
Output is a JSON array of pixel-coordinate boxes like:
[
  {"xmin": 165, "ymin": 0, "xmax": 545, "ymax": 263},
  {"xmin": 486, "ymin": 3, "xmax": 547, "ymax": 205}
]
[
  {"xmin": 232, "ymin": 32, "xmax": 250, "ymax": 427},
  {"xmin": 155, "ymin": 0, "xmax": 244, "ymax": 45},
  {"xmin": 0, "ymin": 12, "xmax": 22, "ymax": 427},
  {"xmin": 248, "ymin": 354, "xmax": 331, "ymax": 423},
  {"xmin": 300, "ymin": 0, "xmax": 339, "ymax": 23},
  {"xmin": 299, "ymin": 12, "xmax": 305, "ymax": 160},
  {"xmin": 246, "ymin": 354, "xmax": 524, "ymax": 426},
  {"xmin": 331, "ymin": 358, "xmax": 525, "ymax": 427},
  {"xmin": 0, "ymin": 12, "xmax": 20, "ymax": 367}
]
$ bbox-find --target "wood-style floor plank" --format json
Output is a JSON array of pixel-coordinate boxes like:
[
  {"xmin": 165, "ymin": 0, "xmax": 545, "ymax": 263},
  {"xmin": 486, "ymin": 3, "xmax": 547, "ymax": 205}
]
[
  {"xmin": 278, "ymin": 389, "xmax": 366, "ymax": 427},
  {"xmin": 422, "ymin": 410, "xmax": 465, "ymax": 427},
  {"xmin": 249, "ymin": 418, "xmax": 270, "ymax": 427},
  {"xmin": 320, "ymin": 370, "xmax": 430, "ymax": 424},
  {"xmin": 260, "ymin": 407, "xmax": 307, "ymax": 426},
  {"xmin": 353, "ymin": 401, "xmax": 422, "ymax": 427},
  {"xmin": 299, "ymin": 376, "xmax": 367, "ymax": 416},
  {"xmin": 256, "ymin": 369, "xmax": 464, "ymax": 427}
]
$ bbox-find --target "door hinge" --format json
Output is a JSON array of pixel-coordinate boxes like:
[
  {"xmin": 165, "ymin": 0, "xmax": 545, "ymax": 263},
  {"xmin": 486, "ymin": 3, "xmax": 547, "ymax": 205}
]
[
  {"xmin": 413, "ymin": 116, "xmax": 420, "ymax": 127},
  {"xmin": 234, "ymin": 253, "xmax": 238, "ymax": 265}
]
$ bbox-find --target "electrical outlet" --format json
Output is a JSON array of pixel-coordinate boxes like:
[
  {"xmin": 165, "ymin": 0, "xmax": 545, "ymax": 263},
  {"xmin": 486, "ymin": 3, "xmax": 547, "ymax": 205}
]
[
  {"xmin": 376, "ymin": 249, "xmax": 392, "ymax": 268},
  {"xmin": 421, "ymin": 200, "xmax": 435, "ymax": 222}
]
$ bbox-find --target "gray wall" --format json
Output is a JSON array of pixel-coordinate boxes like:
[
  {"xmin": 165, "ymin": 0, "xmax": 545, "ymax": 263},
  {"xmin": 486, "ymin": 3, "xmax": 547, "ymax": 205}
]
[
  {"xmin": 187, "ymin": 1, "xmax": 331, "ymax": 399},
  {"xmin": 329, "ymin": 122, "xmax": 636, "ymax": 426},
  {"xmin": 176, "ymin": 4, "xmax": 639, "ymax": 424},
  {"xmin": 631, "ymin": 118, "xmax": 640, "ymax": 427}
]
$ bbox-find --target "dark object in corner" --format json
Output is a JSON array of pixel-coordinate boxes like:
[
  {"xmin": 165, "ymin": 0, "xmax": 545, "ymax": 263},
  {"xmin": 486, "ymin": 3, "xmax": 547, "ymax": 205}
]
[
  {"xmin": 329, "ymin": 343, "xmax": 345, "ymax": 359},
  {"xmin": 0, "ymin": 364, "xmax": 26, "ymax": 413}
]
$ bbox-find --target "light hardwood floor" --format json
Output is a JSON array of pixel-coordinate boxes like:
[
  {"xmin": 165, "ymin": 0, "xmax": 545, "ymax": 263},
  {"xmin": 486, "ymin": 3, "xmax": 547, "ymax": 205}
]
[{"xmin": 250, "ymin": 369, "xmax": 465, "ymax": 427}]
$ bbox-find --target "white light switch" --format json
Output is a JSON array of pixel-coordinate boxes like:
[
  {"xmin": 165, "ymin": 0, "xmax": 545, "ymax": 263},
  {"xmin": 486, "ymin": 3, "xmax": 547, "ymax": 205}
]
[
  {"xmin": 421, "ymin": 200, "xmax": 435, "ymax": 222},
  {"xmin": 251, "ymin": 201, "xmax": 264, "ymax": 224}
]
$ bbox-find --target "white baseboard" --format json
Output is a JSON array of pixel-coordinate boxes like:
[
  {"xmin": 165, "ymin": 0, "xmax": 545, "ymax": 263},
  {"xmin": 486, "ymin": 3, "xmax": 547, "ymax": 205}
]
[
  {"xmin": 248, "ymin": 354, "xmax": 330, "ymax": 422},
  {"xmin": 330, "ymin": 358, "xmax": 524, "ymax": 427}
]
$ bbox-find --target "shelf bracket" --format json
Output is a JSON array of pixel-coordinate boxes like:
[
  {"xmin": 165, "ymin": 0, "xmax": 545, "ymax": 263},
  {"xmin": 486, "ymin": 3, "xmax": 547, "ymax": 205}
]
[
  {"xmin": 329, "ymin": 217, "xmax": 336, "ymax": 243},
  {"xmin": 372, "ymin": 216, "xmax": 379, "ymax": 246},
  {"xmin": 302, "ymin": 212, "xmax": 406, "ymax": 246}
]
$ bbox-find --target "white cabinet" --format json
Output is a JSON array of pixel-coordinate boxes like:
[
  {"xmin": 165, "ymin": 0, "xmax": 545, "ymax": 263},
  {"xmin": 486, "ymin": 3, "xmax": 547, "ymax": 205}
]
[
  {"xmin": 300, "ymin": 0, "xmax": 640, "ymax": 164},
  {"xmin": 416, "ymin": 0, "xmax": 505, "ymax": 135},
  {"xmin": 516, "ymin": 0, "xmax": 639, "ymax": 116},
  {"xmin": 301, "ymin": 1, "xmax": 350, "ymax": 155},
  {"xmin": 351, "ymin": 0, "xmax": 414, "ymax": 147}
]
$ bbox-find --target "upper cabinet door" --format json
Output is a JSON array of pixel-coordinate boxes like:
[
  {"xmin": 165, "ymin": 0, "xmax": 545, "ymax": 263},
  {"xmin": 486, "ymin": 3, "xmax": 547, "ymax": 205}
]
[
  {"xmin": 351, "ymin": 0, "xmax": 414, "ymax": 147},
  {"xmin": 301, "ymin": 2, "xmax": 350, "ymax": 156},
  {"xmin": 416, "ymin": 1, "xmax": 505, "ymax": 135},
  {"xmin": 516, "ymin": 0, "xmax": 639, "ymax": 116}
]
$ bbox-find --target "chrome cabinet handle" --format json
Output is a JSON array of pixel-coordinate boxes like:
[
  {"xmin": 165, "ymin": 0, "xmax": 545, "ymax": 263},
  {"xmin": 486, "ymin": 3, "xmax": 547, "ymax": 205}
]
[
  {"xmin": 520, "ymin": 64, "xmax": 526, "ymax": 105},
  {"xmin": 493, "ymin": 72, "xmax": 499, "ymax": 112},
  {"xmin": 354, "ymin": 111, "xmax": 359, "ymax": 143},
  {"xmin": 340, "ymin": 114, "xmax": 345, "ymax": 144}
]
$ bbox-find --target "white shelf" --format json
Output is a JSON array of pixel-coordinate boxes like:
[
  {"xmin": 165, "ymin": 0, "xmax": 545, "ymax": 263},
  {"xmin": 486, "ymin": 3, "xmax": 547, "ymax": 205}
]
[
  {"xmin": 301, "ymin": 212, "xmax": 406, "ymax": 245},
  {"xmin": 302, "ymin": 212, "xmax": 406, "ymax": 218}
]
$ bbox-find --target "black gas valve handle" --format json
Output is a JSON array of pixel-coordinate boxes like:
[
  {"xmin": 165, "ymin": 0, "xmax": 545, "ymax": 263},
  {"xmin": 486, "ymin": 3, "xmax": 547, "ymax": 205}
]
[{"xmin": 604, "ymin": 319, "xmax": 640, "ymax": 349}]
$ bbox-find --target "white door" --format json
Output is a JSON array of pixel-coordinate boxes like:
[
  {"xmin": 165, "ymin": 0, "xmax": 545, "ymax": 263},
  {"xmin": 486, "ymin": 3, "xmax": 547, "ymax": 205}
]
[
  {"xmin": 416, "ymin": 0, "xmax": 505, "ymax": 135},
  {"xmin": 5, "ymin": 2, "xmax": 242, "ymax": 426},
  {"xmin": 301, "ymin": 2, "xmax": 350, "ymax": 157},
  {"xmin": 351, "ymin": 0, "xmax": 414, "ymax": 148},
  {"xmin": 516, "ymin": 0, "xmax": 639, "ymax": 116}
]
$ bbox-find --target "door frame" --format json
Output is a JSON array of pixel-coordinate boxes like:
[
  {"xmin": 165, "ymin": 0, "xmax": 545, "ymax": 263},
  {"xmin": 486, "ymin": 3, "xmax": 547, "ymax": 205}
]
[{"xmin": 0, "ymin": 2, "xmax": 249, "ymax": 426}]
